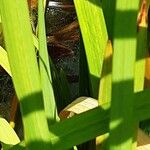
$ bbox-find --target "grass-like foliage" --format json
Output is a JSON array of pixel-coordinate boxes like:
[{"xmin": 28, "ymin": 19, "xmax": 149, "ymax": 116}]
[{"xmin": 0, "ymin": 0, "xmax": 150, "ymax": 150}]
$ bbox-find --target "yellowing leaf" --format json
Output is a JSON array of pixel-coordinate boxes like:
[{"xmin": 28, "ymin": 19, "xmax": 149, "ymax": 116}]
[
  {"xmin": 0, "ymin": 46, "xmax": 11, "ymax": 76},
  {"xmin": 0, "ymin": 117, "xmax": 20, "ymax": 145},
  {"xmin": 0, "ymin": 35, "xmax": 38, "ymax": 77}
]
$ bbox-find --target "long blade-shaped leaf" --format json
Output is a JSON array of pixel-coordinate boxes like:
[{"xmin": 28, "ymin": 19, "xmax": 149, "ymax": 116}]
[
  {"xmin": 0, "ymin": 1, "xmax": 51, "ymax": 149},
  {"xmin": 0, "ymin": 35, "xmax": 39, "ymax": 76},
  {"xmin": 133, "ymin": 1, "xmax": 148, "ymax": 148},
  {"xmin": 98, "ymin": 41, "xmax": 112, "ymax": 105},
  {"xmin": 8, "ymin": 86, "xmax": 150, "ymax": 150},
  {"xmin": 38, "ymin": 0, "xmax": 59, "ymax": 125},
  {"xmin": 74, "ymin": 0, "xmax": 108, "ymax": 98},
  {"xmin": 109, "ymin": 1, "xmax": 140, "ymax": 150},
  {"xmin": 134, "ymin": 0, "xmax": 148, "ymax": 92},
  {"xmin": 79, "ymin": 38, "xmax": 90, "ymax": 96},
  {"xmin": 97, "ymin": 41, "xmax": 112, "ymax": 149},
  {"xmin": 102, "ymin": 0, "xmax": 116, "ymax": 39},
  {"xmin": 50, "ymin": 89, "xmax": 150, "ymax": 149}
]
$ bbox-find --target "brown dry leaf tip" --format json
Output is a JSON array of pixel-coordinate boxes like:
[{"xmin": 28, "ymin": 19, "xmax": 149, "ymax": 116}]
[
  {"xmin": 59, "ymin": 97, "xmax": 98, "ymax": 120},
  {"xmin": 54, "ymin": 21, "xmax": 79, "ymax": 38},
  {"xmin": 47, "ymin": 43, "xmax": 74, "ymax": 59},
  {"xmin": 144, "ymin": 53, "xmax": 150, "ymax": 88},
  {"xmin": 47, "ymin": 21, "xmax": 79, "ymax": 42},
  {"xmin": 47, "ymin": 20, "xmax": 79, "ymax": 58},
  {"xmin": 137, "ymin": 0, "xmax": 148, "ymax": 28},
  {"xmin": 47, "ymin": 36, "xmax": 56, "ymax": 43},
  {"xmin": 9, "ymin": 94, "xmax": 18, "ymax": 128},
  {"xmin": 27, "ymin": 0, "xmax": 38, "ymax": 9},
  {"xmin": 47, "ymin": 35, "xmax": 74, "ymax": 54},
  {"xmin": 137, "ymin": 128, "xmax": 150, "ymax": 150}
]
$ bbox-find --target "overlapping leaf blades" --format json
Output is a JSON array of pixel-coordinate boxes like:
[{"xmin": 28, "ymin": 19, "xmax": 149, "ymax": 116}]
[{"xmin": 0, "ymin": 0, "xmax": 150, "ymax": 150}]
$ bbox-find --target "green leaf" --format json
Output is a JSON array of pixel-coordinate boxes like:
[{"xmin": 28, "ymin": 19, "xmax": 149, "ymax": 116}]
[
  {"xmin": 109, "ymin": 1, "xmax": 140, "ymax": 150},
  {"xmin": 97, "ymin": 41, "xmax": 112, "ymax": 149},
  {"xmin": 0, "ymin": 35, "xmax": 40, "ymax": 77},
  {"xmin": 0, "ymin": 118, "xmax": 20, "ymax": 145},
  {"xmin": 58, "ymin": 68, "xmax": 71, "ymax": 109},
  {"xmin": 7, "ymin": 88, "xmax": 150, "ymax": 150},
  {"xmin": 102, "ymin": 0, "xmax": 116, "ymax": 39},
  {"xmin": 50, "ymin": 103, "xmax": 110, "ymax": 150},
  {"xmin": 0, "ymin": 1, "xmax": 51, "ymax": 149},
  {"xmin": 38, "ymin": 0, "xmax": 59, "ymax": 125},
  {"xmin": 79, "ymin": 39, "xmax": 90, "ymax": 96},
  {"xmin": 8, "ymin": 141, "xmax": 25, "ymax": 150},
  {"xmin": 0, "ymin": 46, "xmax": 11, "ymax": 75},
  {"xmin": 48, "ymin": 89, "xmax": 150, "ymax": 149},
  {"xmin": 33, "ymin": 34, "xmax": 39, "ymax": 50},
  {"xmin": 74, "ymin": 0, "xmax": 108, "ymax": 98},
  {"xmin": 98, "ymin": 41, "xmax": 112, "ymax": 105},
  {"xmin": 0, "ymin": 16, "xmax": 3, "ymax": 47},
  {"xmin": 134, "ymin": 27, "xmax": 147, "ymax": 92},
  {"xmin": 51, "ymin": 66, "xmax": 71, "ymax": 112}
]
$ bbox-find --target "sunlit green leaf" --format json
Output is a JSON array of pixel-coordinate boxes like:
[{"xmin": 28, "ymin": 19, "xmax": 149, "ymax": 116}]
[
  {"xmin": 0, "ymin": 1, "xmax": 51, "ymax": 149},
  {"xmin": 109, "ymin": 1, "xmax": 140, "ymax": 150},
  {"xmin": 74, "ymin": 0, "xmax": 108, "ymax": 98},
  {"xmin": 0, "ymin": 118, "xmax": 20, "ymax": 145},
  {"xmin": 38, "ymin": 0, "xmax": 58, "ymax": 125},
  {"xmin": 0, "ymin": 46, "xmax": 11, "ymax": 75}
]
